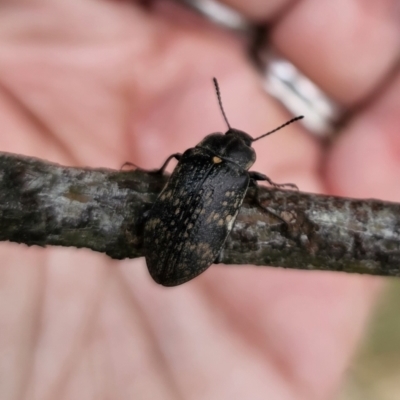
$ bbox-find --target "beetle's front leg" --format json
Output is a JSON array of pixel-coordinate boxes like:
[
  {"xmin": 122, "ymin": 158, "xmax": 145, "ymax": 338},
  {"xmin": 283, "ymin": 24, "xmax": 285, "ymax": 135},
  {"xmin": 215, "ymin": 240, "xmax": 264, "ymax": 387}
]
[
  {"xmin": 156, "ymin": 153, "xmax": 182, "ymax": 174},
  {"xmin": 249, "ymin": 171, "xmax": 298, "ymax": 190},
  {"xmin": 121, "ymin": 153, "xmax": 182, "ymax": 174}
]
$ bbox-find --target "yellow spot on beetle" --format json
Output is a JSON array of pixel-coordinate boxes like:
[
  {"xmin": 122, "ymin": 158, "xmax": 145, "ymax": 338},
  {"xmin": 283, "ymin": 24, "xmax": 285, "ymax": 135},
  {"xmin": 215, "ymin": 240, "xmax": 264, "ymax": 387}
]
[
  {"xmin": 218, "ymin": 219, "xmax": 224, "ymax": 226},
  {"xmin": 212, "ymin": 156, "xmax": 222, "ymax": 164}
]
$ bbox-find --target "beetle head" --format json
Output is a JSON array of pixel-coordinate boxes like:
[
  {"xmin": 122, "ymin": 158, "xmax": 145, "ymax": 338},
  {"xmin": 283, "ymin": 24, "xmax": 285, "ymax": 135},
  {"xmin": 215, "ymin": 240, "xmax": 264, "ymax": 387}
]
[
  {"xmin": 212, "ymin": 78, "xmax": 303, "ymax": 145},
  {"xmin": 225, "ymin": 128, "xmax": 253, "ymax": 147}
]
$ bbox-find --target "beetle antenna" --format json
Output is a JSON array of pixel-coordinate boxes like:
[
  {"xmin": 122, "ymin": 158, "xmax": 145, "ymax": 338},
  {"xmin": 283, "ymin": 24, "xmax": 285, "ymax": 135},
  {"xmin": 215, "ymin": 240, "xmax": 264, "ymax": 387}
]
[
  {"xmin": 213, "ymin": 78, "xmax": 231, "ymax": 130},
  {"xmin": 252, "ymin": 116, "xmax": 304, "ymax": 142}
]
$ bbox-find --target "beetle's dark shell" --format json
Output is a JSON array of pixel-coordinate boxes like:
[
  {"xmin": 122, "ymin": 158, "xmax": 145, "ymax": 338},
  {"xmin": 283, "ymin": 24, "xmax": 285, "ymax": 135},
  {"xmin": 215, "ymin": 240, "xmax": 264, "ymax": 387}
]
[{"xmin": 144, "ymin": 147, "xmax": 249, "ymax": 286}]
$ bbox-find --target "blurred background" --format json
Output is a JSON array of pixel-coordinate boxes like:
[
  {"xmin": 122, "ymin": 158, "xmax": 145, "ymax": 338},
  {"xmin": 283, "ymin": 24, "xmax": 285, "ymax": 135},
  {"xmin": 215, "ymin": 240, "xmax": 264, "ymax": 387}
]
[
  {"xmin": 0, "ymin": 0, "xmax": 399, "ymax": 399},
  {"xmin": 339, "ymin": 280, "xmax": 400, "ymax": 400}
]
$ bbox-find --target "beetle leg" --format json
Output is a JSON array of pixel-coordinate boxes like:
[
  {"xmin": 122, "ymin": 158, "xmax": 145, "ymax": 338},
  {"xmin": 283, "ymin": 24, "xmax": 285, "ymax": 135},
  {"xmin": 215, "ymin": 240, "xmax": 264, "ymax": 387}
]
[
  {"xmin": 120, "ymin": 154, "xmax": 182, "ymax": 173},
  {"xmin": 249, "ymin": 171, "xmax": 298, "ymax": 190},
  {"xmin": 156, "ymin": 153, "xmax": 182, "ymax": 174}
]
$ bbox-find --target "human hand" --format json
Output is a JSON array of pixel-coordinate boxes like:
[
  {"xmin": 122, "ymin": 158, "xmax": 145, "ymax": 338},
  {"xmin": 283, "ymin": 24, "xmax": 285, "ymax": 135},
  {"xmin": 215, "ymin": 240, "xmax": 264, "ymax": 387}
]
[{"xmin": 0, "ymin": 1, "xmax": 398, "ymax": 398}]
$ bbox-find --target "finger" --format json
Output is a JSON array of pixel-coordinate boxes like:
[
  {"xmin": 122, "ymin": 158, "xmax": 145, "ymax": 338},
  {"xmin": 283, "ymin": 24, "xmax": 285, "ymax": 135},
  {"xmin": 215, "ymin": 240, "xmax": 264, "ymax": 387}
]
[
  {"xmin": 205, "ymin": 0, "xmax": 400, "ymax": 106},
  {"xmin": 271, "ymin": 0, "xmax": 400, "ymax": 105},
  {"xmin": 199, "ymin": 0, "xmax": 294, "ymax": 20},
  {"xmin": 326, "ymin": 69, "xmax": 400, "ymax": 200}
]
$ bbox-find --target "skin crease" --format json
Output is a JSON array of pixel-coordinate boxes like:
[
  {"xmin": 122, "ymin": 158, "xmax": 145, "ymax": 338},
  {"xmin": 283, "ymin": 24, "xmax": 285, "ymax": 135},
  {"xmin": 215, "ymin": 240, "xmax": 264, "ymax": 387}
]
[{"xmin": 0, "ymin": 0, "xmax": 399, "ymax": 399}]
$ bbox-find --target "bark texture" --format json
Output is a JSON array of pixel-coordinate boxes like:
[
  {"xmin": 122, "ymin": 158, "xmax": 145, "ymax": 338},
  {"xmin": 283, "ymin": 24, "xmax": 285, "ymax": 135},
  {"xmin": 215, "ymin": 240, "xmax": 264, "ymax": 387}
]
[{"xmin": 0, "ymin": 151, "xmax": 399, "ymax": 277}]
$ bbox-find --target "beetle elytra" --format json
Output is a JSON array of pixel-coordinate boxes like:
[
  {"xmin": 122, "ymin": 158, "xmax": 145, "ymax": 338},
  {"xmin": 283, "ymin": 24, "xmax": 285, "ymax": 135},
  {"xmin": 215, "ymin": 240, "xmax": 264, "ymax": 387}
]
[{"xmin": 143, "ymin": 78, "xmax": 302, "ymax": 286}]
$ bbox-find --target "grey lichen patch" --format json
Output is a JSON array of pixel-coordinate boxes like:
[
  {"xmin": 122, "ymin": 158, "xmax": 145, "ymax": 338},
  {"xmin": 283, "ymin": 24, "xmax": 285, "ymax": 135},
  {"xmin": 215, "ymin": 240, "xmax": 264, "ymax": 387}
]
[{"xmin": 299, "ymin": 233, "xmax": 310, "ymax": 246}]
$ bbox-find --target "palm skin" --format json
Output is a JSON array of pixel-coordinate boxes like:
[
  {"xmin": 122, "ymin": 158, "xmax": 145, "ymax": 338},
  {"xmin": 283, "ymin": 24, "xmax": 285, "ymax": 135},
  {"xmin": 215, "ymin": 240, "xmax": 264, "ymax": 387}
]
[{"xmin": 0, "ymin": 1, "xmax": 399, "ymax": 399}]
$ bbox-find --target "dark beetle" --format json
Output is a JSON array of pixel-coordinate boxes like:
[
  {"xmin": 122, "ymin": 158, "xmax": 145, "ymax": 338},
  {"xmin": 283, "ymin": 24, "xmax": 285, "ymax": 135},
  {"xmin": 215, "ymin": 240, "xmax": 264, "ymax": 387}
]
[{"xmin": 144, "ymin": 78, "xmax": 302, "ymax": 286}]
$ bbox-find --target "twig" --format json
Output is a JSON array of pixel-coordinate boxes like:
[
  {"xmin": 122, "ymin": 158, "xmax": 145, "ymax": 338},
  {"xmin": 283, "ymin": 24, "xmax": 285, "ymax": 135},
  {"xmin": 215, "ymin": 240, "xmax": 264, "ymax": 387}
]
[{"xmin": 0, "ymin": 151, "xmax": 399, "ymax": 277}]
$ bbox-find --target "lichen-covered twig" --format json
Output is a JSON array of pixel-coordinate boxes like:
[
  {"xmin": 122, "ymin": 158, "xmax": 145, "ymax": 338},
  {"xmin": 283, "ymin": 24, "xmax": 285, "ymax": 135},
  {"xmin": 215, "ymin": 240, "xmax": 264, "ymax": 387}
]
[{"xmin": 0, "ymin": 151, "xmax": 399, "ymax": 277}]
